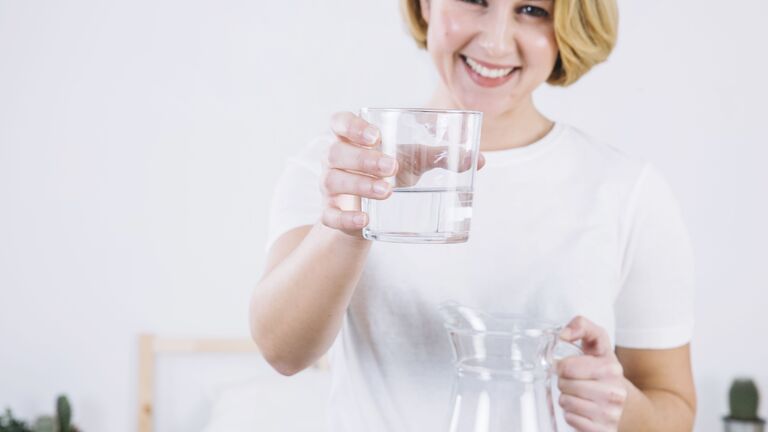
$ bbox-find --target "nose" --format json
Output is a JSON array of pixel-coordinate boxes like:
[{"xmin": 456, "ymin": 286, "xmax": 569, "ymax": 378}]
[{"xmin": 478, "ymin": 8, "xmax": 516, "ymax": 58}]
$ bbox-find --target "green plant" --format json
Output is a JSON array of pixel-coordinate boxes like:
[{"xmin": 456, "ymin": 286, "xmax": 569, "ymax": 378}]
[
  {"xmin": 31, "ymin": 417, "xmax": 54, "ymax": 432},
  {"xmin": 729, "ymin": 378, "xmax": 761, "ymax": 421},
  {"xmin": 0, "ymin": 395, "xmax": 79, "ymax": 432},
  {"xmin": 0, "ymin": 409, "xmax": 33, "ymax": 432},
  {"xmin": 54, "ymin": 396, "xmax": 71, "ymax": 432}
]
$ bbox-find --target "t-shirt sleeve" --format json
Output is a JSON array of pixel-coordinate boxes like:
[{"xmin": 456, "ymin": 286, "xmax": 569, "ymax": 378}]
[
  {"xmin": 263, "ymin": 135, "xmax": 332, "ymax": 253},
  {"xmin": 614, "ymin": 164, "xmax": 695, "ymax": 349}
]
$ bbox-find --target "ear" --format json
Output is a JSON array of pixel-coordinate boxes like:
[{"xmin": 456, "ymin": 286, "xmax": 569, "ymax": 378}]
[{"xmin": 419, "ymin": 0, "xmax": 430, "ymax": 24}]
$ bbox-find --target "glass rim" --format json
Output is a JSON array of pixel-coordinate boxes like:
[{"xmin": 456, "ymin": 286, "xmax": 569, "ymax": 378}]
[
  {"xmin": 444, "ymin": 323, "xmax": 565, "ymax": 338},
  {"xmin": 360, "ymin": 107, "xmax": 483, "ymax": 116},
  {"xmin": 438, "ymin": 302, "xmax": 564, "ymax": 337}
]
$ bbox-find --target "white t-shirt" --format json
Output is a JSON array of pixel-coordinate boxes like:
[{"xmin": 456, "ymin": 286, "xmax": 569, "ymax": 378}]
[{"xmin": 265, "ymin": 122, "xmax": 695, "ymax": 431}]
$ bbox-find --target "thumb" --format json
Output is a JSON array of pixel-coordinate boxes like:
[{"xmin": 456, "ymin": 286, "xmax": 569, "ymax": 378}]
[
  {"xmin": 477, "ymin": 152, "xmax": 486, "ymax": 170},
  {"xmin": 559, "ymin": 316, "xmax": 612, "ymax": 357},
  {"xmin": 454, "ymin": 149, "xmax": 484, "ymax": 172}
]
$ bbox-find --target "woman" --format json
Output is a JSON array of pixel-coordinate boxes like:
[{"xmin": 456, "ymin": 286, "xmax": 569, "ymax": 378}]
[{"xmin": 250, "ymin": 0, "xmax": 697, "ymax": 430}]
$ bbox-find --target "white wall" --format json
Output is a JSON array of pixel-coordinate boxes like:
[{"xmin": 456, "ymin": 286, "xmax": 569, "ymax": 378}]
[{"xmin": 0, "ymin": 0, "xmax": 765, "ymax": 431}]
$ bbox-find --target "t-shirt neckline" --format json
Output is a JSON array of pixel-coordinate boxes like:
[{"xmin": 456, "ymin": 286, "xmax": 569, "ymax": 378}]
[{"xmin": 481, "ymin": 122, "xmax": 565, "ymax": 167}]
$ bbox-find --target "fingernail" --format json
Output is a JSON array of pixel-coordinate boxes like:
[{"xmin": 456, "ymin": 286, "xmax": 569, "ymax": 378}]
[
  {"xmin": 363, "ymin": 127, "xmax": 379, "ymax": 144},
  {"xmin": 354, "ymin": 214, "xmax": 366, "ymax": 225},
  {"xmin": 378, "ymin": 157, "xmax": 396, "ymax": 174},
  {"xmin": 373, "ymin": 181, "xmax": 389, "ymax": 195}
]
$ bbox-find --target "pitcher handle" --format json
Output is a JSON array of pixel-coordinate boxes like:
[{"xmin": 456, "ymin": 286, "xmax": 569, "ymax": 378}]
[{"xmin": 553, "ymin": 339, "xmax": 583, "ymax": 361}]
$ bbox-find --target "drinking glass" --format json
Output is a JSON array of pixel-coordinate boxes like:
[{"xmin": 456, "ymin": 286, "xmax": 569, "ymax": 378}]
[{"xmin": 360, "ymin": 108, "xmax": 483, "ymax": 244}]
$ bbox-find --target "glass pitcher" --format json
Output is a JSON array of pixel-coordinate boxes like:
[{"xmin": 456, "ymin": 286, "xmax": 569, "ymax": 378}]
[{"xmin": 438, "ymin": 302, "xmax": 582, "ymax": 432}]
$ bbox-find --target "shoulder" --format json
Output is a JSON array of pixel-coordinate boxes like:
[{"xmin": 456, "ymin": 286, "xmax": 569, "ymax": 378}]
[
  {"xmin": 556, "ymin": 123, "xmax": 651, "ymax": 186},
  {"xmin": 562, "ymin": 125, "xmax": 679, "ymax": 204},
  {"xmin": 296, "ymin": 132, "xmax": 336, "ymax": 160},
  {"xmin": 284, "ymin": 132, "xmax": 336, "ymax": 175},
  {"xmin": 561, "ymin": 125, "xmax": 689, "ymax": 247}
]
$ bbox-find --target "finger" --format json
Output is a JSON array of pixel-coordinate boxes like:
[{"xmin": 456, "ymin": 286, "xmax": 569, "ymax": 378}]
[
  {"xmin": 556, "ymin": 356, "xmax": 624, "ymax": 381},
  {"xmin": 393, "ymin": 150, "xmax": 423, "ymax": 187},
  {"xmin": 327, "ymin": 140, "xmax": 398, "ymax": 177},
  {"xmin": 392, "ymin": 144, "xmax": 479, "ymax": 186},
  {"xmin": 563, "ymin": 411, "xmax": 603, "ymax": 432},
  {"xmin": 322, "ymin": 168, "xmax": 393, "ymax": 199},
  {"xmin": 321, "ymin": 206, "xmax": 368, "ymax": 232},
  {"xmin": 457, "ymin": 149, "xmax": 476, "ymax": 172},
  {"xmin": 330, "ymin": 112, "xmax": 380, "ymax": 147},
  {"xmin": 558, "ymin": 378, "xmax": 628, "ymax": 407},
  {"xmin": 559, "ymin": 394, "xmax": 603, "ymax": 423},
  {"xmin": 417, "ymin": 146, "xmax": 478, "ymax": 174},
  {"xmin": 449, "ymin": 149, "xmax": 483, "ymax": 172},
  {"xmin": 560, "ymin": 316, "xmax": 612, "ymax": 357}
]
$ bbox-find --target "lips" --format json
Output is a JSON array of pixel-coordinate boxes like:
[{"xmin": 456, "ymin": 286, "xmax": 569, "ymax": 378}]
[
  {"xmin": 461, "ymin": 55, "xmax": 518, "ymax": 71},
  {"xmin": 460, "ymin": 54, "xmax": 520, "ymax": 88}
]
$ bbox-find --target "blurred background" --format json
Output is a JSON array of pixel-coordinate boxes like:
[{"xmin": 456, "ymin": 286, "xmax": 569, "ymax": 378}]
[{"xmin": 0, "ymin": 0, "xmax": 766, "ymax": 431}]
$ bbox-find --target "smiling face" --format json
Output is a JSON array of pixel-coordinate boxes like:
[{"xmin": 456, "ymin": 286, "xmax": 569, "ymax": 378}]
[{"xmin": 420, "ymin": 0, "xmax": 559, "ymax": 116}]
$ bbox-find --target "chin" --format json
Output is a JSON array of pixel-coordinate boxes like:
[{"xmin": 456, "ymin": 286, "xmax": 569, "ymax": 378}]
[{"xmin": 458, "ymin": 94, "xmax": 518, "ymax": 118}]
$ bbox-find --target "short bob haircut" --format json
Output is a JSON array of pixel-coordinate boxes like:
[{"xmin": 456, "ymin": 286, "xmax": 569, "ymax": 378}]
[{"xmin": 400, "ymin": 0, "xmax": 618, "ymax": 87}]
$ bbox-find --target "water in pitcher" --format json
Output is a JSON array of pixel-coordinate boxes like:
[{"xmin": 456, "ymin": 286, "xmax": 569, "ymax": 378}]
[{"xmin": 362, "ymin": 186, "xmax": 474, "ymax": 243}]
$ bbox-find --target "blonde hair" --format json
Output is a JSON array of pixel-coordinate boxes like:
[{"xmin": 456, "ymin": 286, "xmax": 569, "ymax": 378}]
[{"xmin": 400, "ymin": 0, "xmax": 618, "ymax": 87}]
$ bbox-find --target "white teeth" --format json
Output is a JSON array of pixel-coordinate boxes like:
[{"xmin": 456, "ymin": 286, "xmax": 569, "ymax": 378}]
[{"xmin": 464, "ymin": 56, "xmax": 514, "ymax": 79}]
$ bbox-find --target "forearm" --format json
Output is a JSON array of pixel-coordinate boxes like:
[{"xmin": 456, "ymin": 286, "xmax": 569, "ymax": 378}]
[
  {"xmin": 619, "ymin": 377, "xmax": 695, "ymax": 431},
  {"xmin": 250, "ymin": 222, "xmax": 371, "ymax": 375}
]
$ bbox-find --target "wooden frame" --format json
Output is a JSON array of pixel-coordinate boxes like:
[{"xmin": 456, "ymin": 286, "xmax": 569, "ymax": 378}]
[{"xmin": 137, "ymin": 333, "xmax": 328, "ymax": 432}]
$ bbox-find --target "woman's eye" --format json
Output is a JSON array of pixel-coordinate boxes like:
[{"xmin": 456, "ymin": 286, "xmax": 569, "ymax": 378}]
[
  {"xmin": 460, "ymin": 0, "xmax": 487, "ymax": 5},
  {"xmin": 518, "ymin": 5, "xmax": 549, "ymax": 18}
]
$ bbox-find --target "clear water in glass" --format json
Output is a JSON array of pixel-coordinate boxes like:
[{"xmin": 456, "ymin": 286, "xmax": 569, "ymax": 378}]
[{"xmin": 362, "ymin": 186, "xmax": 474, "ymax": 244}]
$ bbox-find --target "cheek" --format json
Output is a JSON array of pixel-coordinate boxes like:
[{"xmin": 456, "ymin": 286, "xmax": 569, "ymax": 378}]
[
  {"xmin": 429, "ymin": 9, "xmax": 473, "ymax": 52},
  {"xmin": 443, "ymin": 13, "xmax": 465, "ymax": 38},
  {"xmin": 518, "ymin": 30, "xmax": 559, "ymax": 66}
]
